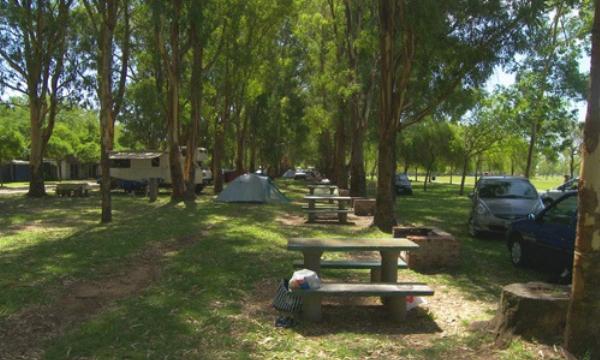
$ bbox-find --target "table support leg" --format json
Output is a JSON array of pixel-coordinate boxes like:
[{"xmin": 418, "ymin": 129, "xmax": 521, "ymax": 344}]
[
  {"xmin": 380, "ymin": 250, "xmax": 399, "ymax": 304},
  {"xmin": 303, "ymin": 250, "xmax": 323, "ymax": 274},
  {"xmin": 386, "ymin": 296, "xmax": 407, "ymax": 322},
  {"xmin": 303, "ymin": 295, "xmax": 322, "ymax": 322},
  {"xmin": 370, "ymin": 268, "xmax": 381, "ymax": 282}
]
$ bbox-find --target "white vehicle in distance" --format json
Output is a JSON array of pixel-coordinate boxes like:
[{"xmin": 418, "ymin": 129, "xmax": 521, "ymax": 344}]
[{"xmin": 109, "ymin": 147, "xmax": 209, "ymax": 193}]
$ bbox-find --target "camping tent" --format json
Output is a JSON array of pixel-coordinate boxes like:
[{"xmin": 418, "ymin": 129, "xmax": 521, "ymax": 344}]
[
  {"xmin": 282, "ymin": 169, "xmax": 295, "ymax": 178},
  {"xmin": 216, "ymin": 173, "xmax": 289, "ymax": 203}
]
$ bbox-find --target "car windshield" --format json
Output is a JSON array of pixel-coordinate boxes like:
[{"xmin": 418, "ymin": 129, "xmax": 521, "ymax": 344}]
[{"xmin": 478, "ymin": 179, "xmax": 538, "ymax": 199}]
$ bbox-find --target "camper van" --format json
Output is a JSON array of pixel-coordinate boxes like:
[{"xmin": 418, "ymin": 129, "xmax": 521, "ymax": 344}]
[{"xmin": 109, "ymin": 147, "xmax": 210, "ymax": 193}]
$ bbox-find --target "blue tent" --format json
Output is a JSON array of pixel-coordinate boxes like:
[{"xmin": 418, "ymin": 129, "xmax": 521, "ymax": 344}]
[{"xmin": 216, "ymin": 173, "xmax": 288, "ymax": 203}]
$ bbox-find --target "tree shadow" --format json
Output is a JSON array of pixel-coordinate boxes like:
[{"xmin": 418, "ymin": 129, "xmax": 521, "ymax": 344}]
[{"xmin": 293, "ymin": 305, "xmax": 443, "ymax": 336}]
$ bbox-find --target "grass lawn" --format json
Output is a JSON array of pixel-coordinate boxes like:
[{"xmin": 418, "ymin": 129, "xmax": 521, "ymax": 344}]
[{"xmin": 0, "ymin": 180, "xmax": 565, "ymax": 359}]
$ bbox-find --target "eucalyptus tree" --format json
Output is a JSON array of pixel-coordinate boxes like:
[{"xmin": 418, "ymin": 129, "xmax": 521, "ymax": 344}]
[
  {"xmin": 151, "ymin": 0, "xmax": 187, "ymax": 200},
  {"xmin": 0, "ymin": 0, "xmax": 76, "ymax": 197},
  {"xmin": 454, "ymin": 95, "xmax": 509, "ymax": 195},
  {"xmin": 373, "ymin": 0, "xmax": 541, "ymax": 231},
  {"xmin": 564, "ymin": 0, "xmax": 600, "ymax": 355},
  {"xmin": 410, "ymin": 119, "xmax": 452, "ymax": 191},
  {"xmin": 513, "ymin": 2, "xmax": 588, "ymax": 178},
  {"xmin": 343, "ymin": 0, "xmax": 378, "ymax": 196},
  {"xmin": 81, "ymin": 0, "xmax": 130, "ymax": 222}
]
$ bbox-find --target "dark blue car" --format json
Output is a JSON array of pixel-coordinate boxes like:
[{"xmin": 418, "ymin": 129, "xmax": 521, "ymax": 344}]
[{"xmin": 506, "ymin": 191, "xmax": 577, "ymax": 275}]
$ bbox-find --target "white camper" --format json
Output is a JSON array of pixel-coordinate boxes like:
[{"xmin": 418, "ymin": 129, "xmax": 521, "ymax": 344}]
[{"xmin": 109, "ymin": 147, "xmax": 209, "ymax": 192}]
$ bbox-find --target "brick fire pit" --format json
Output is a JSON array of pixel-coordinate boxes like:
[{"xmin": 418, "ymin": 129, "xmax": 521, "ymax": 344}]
[{"xmin": 393, "ymin": 226, "xmax": 460, "ymax": 271}]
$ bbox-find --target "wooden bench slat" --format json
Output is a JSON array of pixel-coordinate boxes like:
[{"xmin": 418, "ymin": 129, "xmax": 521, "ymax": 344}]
[
  {"xmin": 291, "ymin": 282, "xmax": 434, "ymax": 297},
  {"xmin": 292, "ymin": 259, "xmax": 407, "ymax": 269}
]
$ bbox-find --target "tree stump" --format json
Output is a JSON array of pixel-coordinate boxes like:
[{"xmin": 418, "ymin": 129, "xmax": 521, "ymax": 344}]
[{"xmin": 494, "ymin": 282, "xmax": 571, "ymax": 344}]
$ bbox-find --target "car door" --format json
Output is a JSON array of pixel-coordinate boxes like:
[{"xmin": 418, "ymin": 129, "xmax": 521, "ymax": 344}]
[{"xmin": 536, "ymin": 194, "xmax": 577, "ymax": 265}]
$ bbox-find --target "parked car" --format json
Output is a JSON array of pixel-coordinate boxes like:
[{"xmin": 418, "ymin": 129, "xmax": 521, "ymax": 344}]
[
  {"xmin": 394, "ymin": 173, "xmax": 413, "ymax": 195},
  {"xmin": 506, "ymin": 191, "xmax": 577, "ymax": 280},
  {"xmin": 468, "ymin": 176, "xmax": 544, "ymax": 237},
  {"xmin": 541, "ymin": 177, "xmax": 578, "ymax": 204}
]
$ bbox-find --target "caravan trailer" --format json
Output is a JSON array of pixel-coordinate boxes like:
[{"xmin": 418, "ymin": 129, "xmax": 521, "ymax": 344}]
[{"xmin": 109, "ymin": 147, "xmax": 210, "ymax": 193}]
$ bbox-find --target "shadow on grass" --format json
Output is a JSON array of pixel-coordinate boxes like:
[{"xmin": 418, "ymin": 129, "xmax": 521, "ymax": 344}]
[{"xmin": 294, "ymin": 306, "xmax": 442, "ymax": 337}]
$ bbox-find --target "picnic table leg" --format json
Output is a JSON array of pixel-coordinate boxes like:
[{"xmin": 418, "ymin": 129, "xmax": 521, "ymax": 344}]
[
  {"xmin": 370, "ymin": 268, "xmax": 381, "ymax": 282},
  {"xmin": 380, "ymin": 250, "xmax": 400, "ymax": 306},
  {"xmin": 338, "ymin": 200, "xmax": 348, "ymax": 224},
  {"xmin": 307, "ymin": 199, "xmax": 316, "ymax": 223},
  {"xmin": 303, "ymin": 294, "xmax": 322, "ymax": 322},
  {"xmin": 302, "ymin": 250, "xmax": 323, "ymax": 274},
  {"xmin": 387, "ymin": 296, "xmax": 407, "ymax": 321}
]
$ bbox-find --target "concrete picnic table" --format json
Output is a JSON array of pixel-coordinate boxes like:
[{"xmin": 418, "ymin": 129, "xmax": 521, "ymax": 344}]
[
  {"xmin": 307, "ymin": 184, "xmax": 338, "ymax": 196},
  {"xmin": 287, "ymin": 237, "xmax": 419, "ymax": 284},
  {"xmin": 303, "ymin": 195, "xmax": 352, "ymax": 223}
]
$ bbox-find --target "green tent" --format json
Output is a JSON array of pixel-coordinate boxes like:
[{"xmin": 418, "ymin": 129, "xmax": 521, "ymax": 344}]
[{"xmin": 216, "ymin": 174, "xmax": 289, "ymax": 203}]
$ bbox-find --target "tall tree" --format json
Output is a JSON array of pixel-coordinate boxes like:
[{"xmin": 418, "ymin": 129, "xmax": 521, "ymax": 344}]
[
  {"xmin": 374, "ymin": 0, "xmax": 539, "ymax": 231},
  {"xmin": 564, "ymin": 0, "xmax": 600, "ymax": 355},
  {"xmin": 343, "ymin": 0, "xmax": 377, "ymax": 197},
  {"xmin": 154, "ymin": 0, "xmax": 186, "ymax": 200},
  {"xmin": 0, "ymin": 0, "xmax": 74, "ymax": 197},
  {"xmin": 82, "ymin": 0, "xmax": 130, "ymax": 223}
]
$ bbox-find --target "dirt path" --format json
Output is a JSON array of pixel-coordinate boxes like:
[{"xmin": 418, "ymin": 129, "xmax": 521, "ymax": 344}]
[{"xmin": 0, "ymin": 234, "xmax": 199, "ymax": 360}]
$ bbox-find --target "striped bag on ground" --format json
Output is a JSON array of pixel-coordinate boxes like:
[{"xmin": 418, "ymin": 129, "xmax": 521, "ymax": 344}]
[{"xmin": 272, "ymin": 279, "xmax": 302, "ymax": 313}]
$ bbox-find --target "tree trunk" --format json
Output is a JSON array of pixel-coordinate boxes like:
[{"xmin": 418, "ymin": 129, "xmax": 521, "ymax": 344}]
[
  {"xmin": 415, "ymin": 166, "xmax": 418, "ymax": 182},
  {"xmin": 213, "ymin": 121, "xmax": 225, "ymax": 194},
  {"xmin": 449, "ymin": 165, "xmax": 453, "ymax": 185},
  {"xmin": 569, "ymin": 149, "xmax": 576, "ymax": 179},
  {"xmin": 333, "ymin": 105, "xmax": 347, "ymax": 188},
  {"xmin": 510, "ymin": 157, "xmax": 515, "ymax": 176},
  {"xmin": 374, "ymin": 132, "xmax": 397, "ymax": 232},
  {"xmin": 249, "ymin": 133, "xmax": 257, "ymax": 173},
  {"xmin": 98, "ymin": 1, "xmax": 116, "ymax": 223},
  {"xmin": 564, "ymin": 1, "xmax": 600, "ymax": 355},
  {"xmin": 524, "ymin": 122, "xmax": 537, "ymax": 178},
  {"xmin": 423, "ymin": 166, "xmax": 431, "ymax": 192},
  {"xmin": 165, "ymin": 0, "xmax": 185, "ymax": 201},
  {"xmin": 235, "ymin": 112, "xmax": 248, "ymax": 174},
  {"xmin": 459, "ymin": 156, "xmax": 469, "ymax": 195},
  {"xmin": 349, "ymin": 122, "xmax": 366, "ymax": 197},
  {"xmin": 184, "ymin": 20, "xmax": 203, "ymax": 201},
  {"xmin": 28, "ymin": 100, "xmax": 46, "ymax": 197}
]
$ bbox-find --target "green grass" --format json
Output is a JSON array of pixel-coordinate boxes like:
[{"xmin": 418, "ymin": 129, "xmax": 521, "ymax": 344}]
[
  {"xmin": 412, "ymin": 175, "xmax": 564, "ymax": 192},
  {"xmin": 0, "ymin": 180, "xmax": 552, "ymax": 359}
]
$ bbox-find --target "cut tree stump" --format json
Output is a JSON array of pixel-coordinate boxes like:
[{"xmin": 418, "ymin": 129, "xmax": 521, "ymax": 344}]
[{"xmin": 493, "ymin": 282, "xmax": 571, "ymax": 344}]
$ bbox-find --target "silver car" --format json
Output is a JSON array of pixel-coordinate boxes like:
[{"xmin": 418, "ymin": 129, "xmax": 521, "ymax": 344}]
[
  {"xmin": 468, "ymin": 176, "xmax": 544, "ymax": 237},
  {"xmin": 541, "ymin": 177, "xmax": 578, "ymax": 204}
]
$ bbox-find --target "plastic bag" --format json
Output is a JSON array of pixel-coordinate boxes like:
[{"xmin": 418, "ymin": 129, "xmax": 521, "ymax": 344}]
[
  {"xmin": 406, "ymin": 295, "xmax": 426, "ymax": 311},
  {"xmin": 288, "ymin": 269, "xmax": 321, "ymax": 291}
]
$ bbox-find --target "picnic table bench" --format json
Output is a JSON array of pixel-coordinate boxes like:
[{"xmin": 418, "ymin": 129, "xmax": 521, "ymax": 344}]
[
  {"xmin": 287, "ymin": 237, "xmax": 433, "ymax": 321},
  {"xmin": 303, "ymin": 196, "xmax": 352, "ymax": 224},
  {"xmin": 307, "ymin": 184, "xmax": 337, "ymax": 196},
  {"xmin": 56, "ymin": 183, "xmax": 90, "ymax": 197}
]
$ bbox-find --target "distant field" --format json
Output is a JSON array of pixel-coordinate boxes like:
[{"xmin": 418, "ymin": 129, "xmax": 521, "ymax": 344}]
[{"xmin": 407, "ymin": 175, "xmax": 564, "ymax": 192}]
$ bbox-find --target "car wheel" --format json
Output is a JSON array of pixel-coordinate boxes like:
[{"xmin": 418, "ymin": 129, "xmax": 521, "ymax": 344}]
[
  {"xmin": 510, "ymin": 235, "xmax": 528, "ymax": 267},
  {"xmin": 468, "ymin": 217, "xmax": 481, "ymax": 238}
]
